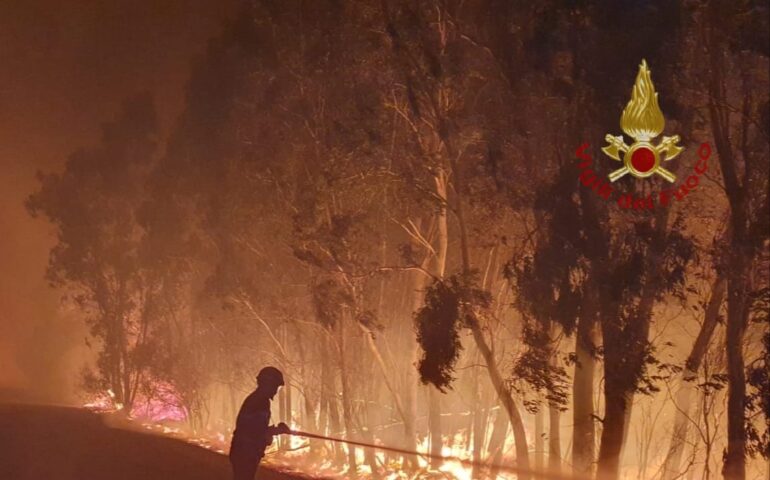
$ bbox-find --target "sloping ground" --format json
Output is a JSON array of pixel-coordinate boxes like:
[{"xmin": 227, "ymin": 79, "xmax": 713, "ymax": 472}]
[{"xmin": 0, "ymin": 403, "xmax": 314, "ymax": 480}]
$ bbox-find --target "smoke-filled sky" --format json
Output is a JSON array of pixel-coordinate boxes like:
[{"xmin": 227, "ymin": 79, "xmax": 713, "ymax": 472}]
[{"xmin": 0, "ymin": 0, "xmax": 236, "ymax": 397}]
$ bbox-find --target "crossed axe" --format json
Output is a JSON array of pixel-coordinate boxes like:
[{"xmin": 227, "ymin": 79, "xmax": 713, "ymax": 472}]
[{"xmin": 602, "ymin": 134, "xmax": 683, "ymax": 183}]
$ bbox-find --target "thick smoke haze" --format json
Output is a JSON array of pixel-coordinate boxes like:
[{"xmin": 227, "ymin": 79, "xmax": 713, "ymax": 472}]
[{"xmin": 0, "ymin": 0, "xmax": 235, "ymax": 400}]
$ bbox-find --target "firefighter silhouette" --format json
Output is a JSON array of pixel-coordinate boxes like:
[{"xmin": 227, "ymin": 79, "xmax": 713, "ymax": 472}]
[{"xmin": 229, "ymin": 366, "xmax": 290, "ymax": 480}]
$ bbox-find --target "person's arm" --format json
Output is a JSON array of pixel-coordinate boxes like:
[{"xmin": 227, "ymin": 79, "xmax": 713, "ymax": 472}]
[
  {"xmin": 267, "ymin": 422, "xmax": 291, "ymax": 436},
  {"xmin": 255, "ymin": 416, "xmax": 289, "ymax": 447}
]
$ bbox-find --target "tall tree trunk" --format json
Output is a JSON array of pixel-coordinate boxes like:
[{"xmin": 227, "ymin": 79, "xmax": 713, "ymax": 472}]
[
  {"xmin": 425, "ymin": 172, "xmax": 450, "ymax": 469},
  {"xmin": 548, "ymin": 403, "xmax": 561, "ymax": 473},
  {"xmin": 547, "ymin": 322, "xmax": 562, "ymax": 474},
  {"xmin": 284, "ymin": 324, "xmax": 292, "ymax": 428},
  {"xmin": 295, "ymin": 326, "xmax": 321, "ymax": 457},
  {"xmin": 403, "ymin": 314, "xmax": 420, "ymax": 470},
  {"xmin": 704, "ymin": 4, "xmax": 755, "ymax": 476},
  {"xmin": 285, "ymin": 381, "xmax": 292, "ymax": 445},
  {"xmin": 322, "ymin": 335, "xmax": 345, "ymax": 464},
  {"xmin": 535, "ymin": 408, "xmax": 544, "ymax": 471},
  {"xmin": 470, "ymin": 358, "xmax": 487, "ymax": 480},
  {"xmin": 573, "ymin": 309, "xmax": 596, "ymax": 475},
  {"xmin": 358, "ymin": 322, "xmax": 411, "ymax": 434},
  {"xmin": 278, "ymin": 323, "xmax": 288, "ymax": 450},
  {"xmin": 598, "ymin": 312, "xmax": 658, "ymax": 480},
  {"xmin": 472, "ymin": 248, "xmax": 496, "ymax": 477},
  {"xmin": 596, "ymin": 379, "xmax": 628, "ymax": 480},
  {"xmin": 337, "ymin": 314, "xmax": 358, "ymax": 477},
  {"xmin": 428, "ymin": 387, "xmax": 443, "ymax": 468},
  {"xmin": 661, "ymin": 276, "xmax": 726, "ymax": 480},
  {"xmin": 619, "ymin": 248, "xmax": 670, "ymax": 455},
  {"xmin": 405, "ymin": 268, "xmax": 427, "ymax": 469},
  {"xmin": 303, "ymin": 390, "xmax": 321, "ymax": 458},
  {"xmin": 402, "ymin": 215, "xmax": 437, "ymax": 470},
  {"xmin": 469, "ymin": 325, "xmax": 531, "ymax": 478},
  {"xmin": 443, "ymin": 137, "xmax": 531, "ymax": 479},
  {"xmin": 723, "ymin": 253, "xmax": 749, "ymax": 480},
  {"xmin": 487, "ymin": 403, "xmax": 509, "ymax": 479},
  {"xmin": 363, "ymin": 411, "xmax": 380, "ymax": 479},
  {"xmin": 278, "ymin": 384, "xmax": 287, "ymax": 450},
  {"xmin": 598, "ymin": 207, "xmax": 670, "ymax": 479}
]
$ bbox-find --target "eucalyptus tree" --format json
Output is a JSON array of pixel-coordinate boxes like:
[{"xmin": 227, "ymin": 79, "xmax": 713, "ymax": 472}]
[
  {"xmin": 27, "ymin": 94, "xmax": 163, "ymax": 412},
  {"xmin": 697, "ymin": 2, "xmax": 770, "ymax": 477}
]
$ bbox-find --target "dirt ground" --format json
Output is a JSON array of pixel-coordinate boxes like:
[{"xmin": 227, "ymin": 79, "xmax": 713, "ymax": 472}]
[{"xmin": 0, "ymin": 402, "xmax": 314, "ymax": 480}]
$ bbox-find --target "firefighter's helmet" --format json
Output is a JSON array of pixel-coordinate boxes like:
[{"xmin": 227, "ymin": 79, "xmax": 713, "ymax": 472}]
[{"xmin": 256, "ymin": 366, "xmax": 285, "ymax": 387}]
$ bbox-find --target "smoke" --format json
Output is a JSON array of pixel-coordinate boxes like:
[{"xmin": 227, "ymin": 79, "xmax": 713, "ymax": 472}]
[{"xmin": 0, "ymin": 0, "xmax": 235, "ymax": 402}]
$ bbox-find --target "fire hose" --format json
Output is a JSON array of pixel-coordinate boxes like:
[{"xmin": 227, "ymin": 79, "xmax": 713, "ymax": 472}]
[{"xmin": 285, "ymin": 429, "xmax": 590, "ymax": 480}]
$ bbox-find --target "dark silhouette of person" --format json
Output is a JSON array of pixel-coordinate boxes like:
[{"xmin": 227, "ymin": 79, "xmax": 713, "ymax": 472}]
[{"xmin": 229, "ymin": 366, "xmax": 290, "ymax": 480}]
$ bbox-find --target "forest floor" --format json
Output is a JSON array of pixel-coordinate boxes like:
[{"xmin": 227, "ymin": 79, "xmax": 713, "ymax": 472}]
[{"xmin": 0, "ymin": 401, "xmax": 317, "ymax": 480}]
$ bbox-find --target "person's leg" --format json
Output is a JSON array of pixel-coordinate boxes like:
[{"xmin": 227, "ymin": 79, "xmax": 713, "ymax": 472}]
[
  {"xmin": 253, "ymin": 457, "xmax": 264, "ymax": 479},
  {"xmin": 231, "ymin": 459, "xmax": 257, "ymax": 480}
]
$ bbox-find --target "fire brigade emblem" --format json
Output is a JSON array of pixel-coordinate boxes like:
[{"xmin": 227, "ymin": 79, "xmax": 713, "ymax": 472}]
[{"xmin": 602, "ymin": 59, "xmax": 682, "ymax": 183}]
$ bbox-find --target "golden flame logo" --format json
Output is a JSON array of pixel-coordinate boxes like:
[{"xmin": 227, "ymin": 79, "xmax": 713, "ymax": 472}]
[
  {"xmin": 602, "ymin": 59, "xmax": 682, "ymax": 183},
  {"xmin": 620, "ymin": 60, "xmax": 664, "ymax": 142}
]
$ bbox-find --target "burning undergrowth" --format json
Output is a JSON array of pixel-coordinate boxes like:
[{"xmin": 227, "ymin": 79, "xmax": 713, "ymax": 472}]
[{"xmin": 81, "ymin": 388, "xmax": 523, "ymax": 479}]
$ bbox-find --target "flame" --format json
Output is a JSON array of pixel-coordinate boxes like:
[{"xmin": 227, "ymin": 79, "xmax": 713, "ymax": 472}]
[
  {"xmin": 620, "ymin": 59, "xmax": 665, "ymax": 141},
  {"xmin": 83, "ymin": 388, "xmax": 124, "ymax": 411},
  {"xmin": 82, "ymin": 392, "xmax": 522, "ymax": 479}
]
